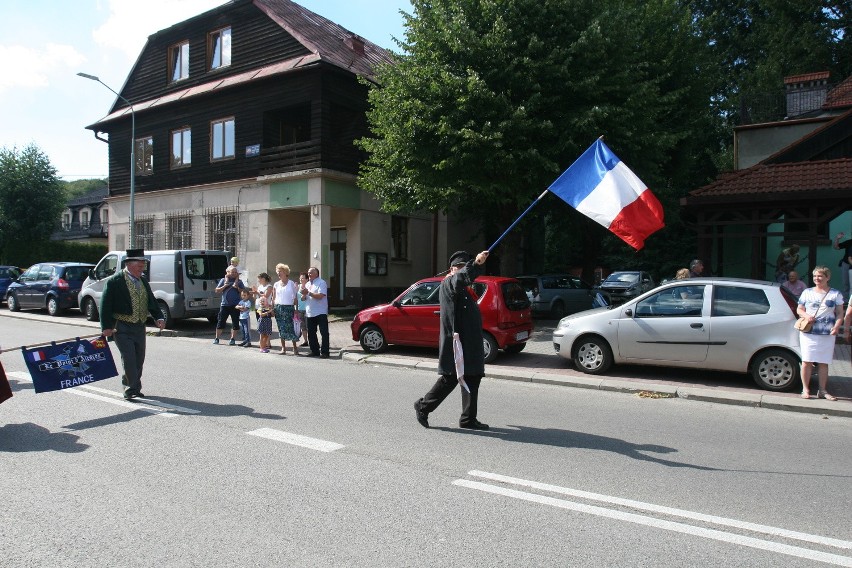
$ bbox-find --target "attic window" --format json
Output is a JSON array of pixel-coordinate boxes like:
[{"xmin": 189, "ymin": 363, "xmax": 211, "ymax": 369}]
[
  {"xmin": 209, "ymin": 27, "xmax": 231, "ymax": 70},
  {"xmin": 169, "ymin": 41, "xmax": 189, "ymax": 82}
]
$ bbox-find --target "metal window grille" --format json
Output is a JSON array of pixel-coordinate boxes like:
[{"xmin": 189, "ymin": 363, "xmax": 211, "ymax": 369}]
[
  {"xmin": 166, "ymin": 211, "xmax": 193, "ymax": 249},
  {"xmin": 204, "ymin": 207, "xmax": 238, "ymax": 256},
  {"xmin": 134, "ymin": 215, "xmax": 155, "ymax": 250}
]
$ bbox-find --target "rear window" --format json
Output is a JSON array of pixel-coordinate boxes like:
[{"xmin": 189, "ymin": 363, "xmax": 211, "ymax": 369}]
[
  {"xmin": 62, "ymin": 266, "xmax": 92, "ymax": 281},
  {"xmin": 711, "ymin": 286, "xmax": 770, "ymax": 316},
  {"xmin": 0, "ymin": 267, "xmax": 19, "ymax": 278},
  {"xmin": 185, "ymin": 254, "xmax": 227, "ymax": 280},
  {"xmin": 502, "ymin": 281, "xmax": 530, "ymax": 310}
]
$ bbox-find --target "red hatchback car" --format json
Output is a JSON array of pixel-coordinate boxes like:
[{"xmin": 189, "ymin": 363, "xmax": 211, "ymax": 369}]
[{"xmin": 351, "ymin": 275, "xmax": 533, "ymax": 363}]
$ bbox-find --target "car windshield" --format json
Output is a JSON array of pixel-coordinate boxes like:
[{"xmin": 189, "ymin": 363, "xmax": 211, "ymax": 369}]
[{"xmin": 606, "ymin": 272, "xmax": 639, "ymax": 283}]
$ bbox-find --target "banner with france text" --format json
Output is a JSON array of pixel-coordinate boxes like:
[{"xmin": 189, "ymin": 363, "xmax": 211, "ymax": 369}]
[
  {"xmin": 547, "ymin": 139, "xmax": 664, "ymax": 250},
  {"xmin": 22, "ymin": 337, "xmax": 118, "ymax": 394}
]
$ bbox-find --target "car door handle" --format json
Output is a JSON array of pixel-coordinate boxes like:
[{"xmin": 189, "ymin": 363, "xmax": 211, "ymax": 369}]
[
  {"xmin": 433, "ymin": 310, "xmax": 440, "ymax": 315},
  {"xmin": 690, "ymin": 323, "xmax": 703, "ymax": 328}
]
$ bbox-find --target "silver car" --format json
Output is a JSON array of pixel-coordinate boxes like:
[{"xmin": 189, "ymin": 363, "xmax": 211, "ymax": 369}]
[
  {"xmin": 598, "ymin": 270, "xmax": 656, "ymax": 304},
  {"xmin": 553, "ymin": 278, "xmax": 802, "ymax": 391}
]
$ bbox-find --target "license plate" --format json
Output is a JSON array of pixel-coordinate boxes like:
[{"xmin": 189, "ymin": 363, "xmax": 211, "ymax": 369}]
[
  {"xmin": 515, "ymin": 330, "xmax": 529, "ymax": 340},
  {"xmin": 189, "ymin": 300, "xmax": 207, "ymax": 308}
]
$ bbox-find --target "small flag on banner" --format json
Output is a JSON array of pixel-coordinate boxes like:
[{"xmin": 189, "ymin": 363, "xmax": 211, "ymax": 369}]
[
  {"xmin": 22, "ymin": 337, "xmax": 118, "ymax": 394},
  {"xmin": 548, "ymin": 139, "xmax": 664, "ymax": 250},
  {"xmin": 0, "ymin": 361, "xmax": 12, "ymax": 405}
]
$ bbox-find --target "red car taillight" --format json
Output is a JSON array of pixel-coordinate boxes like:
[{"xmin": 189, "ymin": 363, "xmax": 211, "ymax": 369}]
[{"xmin": 56, "ymin": 278, "xmax": 69, "ymax": 290}]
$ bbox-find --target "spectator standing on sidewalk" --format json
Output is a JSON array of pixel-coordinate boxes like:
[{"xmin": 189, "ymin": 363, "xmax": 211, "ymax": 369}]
[
  {"xmin": 214, "ymin": 266, "xmax": 245, "ymax": 345},
  {"xmin": 414, "ymin": 250, "xmax": 490, "ymax": 430},
  {"xmin": 796, "ymin": 266, "xmax": 843, "ymax": 401},
  {"xmin": 833, "ymin": 233, "xmax": 852, "ymax": 301},
  {"xmin": 782, "ymin": 271, "xmax": 807, "ymax": 297},
  {"xmin": 301, "ymin": 267, "xmax": 329, "ymax": 358},
  {"xmin": 296, "ymin": 271, "xmax": 309, "ymax": 347}
]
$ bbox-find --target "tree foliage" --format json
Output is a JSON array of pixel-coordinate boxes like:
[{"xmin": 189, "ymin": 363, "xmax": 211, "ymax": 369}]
[
  {"xmin": 360, "ymin": 0, "xmax": 848, "ymax": 277},
  {"xmin": 62, "ymin": 178, "xmax": 108, "ymax": 200},
  {"xmin": 0, "ymin": 144, "xmax": 66, "ymax": 263}
]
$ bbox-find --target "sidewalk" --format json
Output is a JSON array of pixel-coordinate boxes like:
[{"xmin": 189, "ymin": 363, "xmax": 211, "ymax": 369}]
[{"xmin": 3, "ymin": 311, "xmax": 851, "ymax": 418}]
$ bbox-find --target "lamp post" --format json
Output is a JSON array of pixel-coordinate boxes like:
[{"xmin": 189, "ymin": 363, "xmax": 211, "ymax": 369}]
[{"xmin": 77, "ymin": 72, "xmax": 136, "ymax": 247}]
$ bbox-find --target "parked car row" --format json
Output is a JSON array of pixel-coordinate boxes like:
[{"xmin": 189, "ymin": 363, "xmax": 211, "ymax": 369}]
[{"xmin": 5, "ymin": 262, "xmax": 94, "ymax": 316}]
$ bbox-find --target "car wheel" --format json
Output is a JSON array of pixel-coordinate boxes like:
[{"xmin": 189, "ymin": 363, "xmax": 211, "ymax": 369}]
[
  {"xmin": 550, "ymin": 301, "xmax": 566, "ymax": 320},
  {"xmin": 504, "ymin": 343, "xmax": 526, "ymax": 354},
  {"xmin": 158, "ymin": 301, "xmax": 172, "ymax": 329},
  {"xmin": 359, "ymin": 324, "xmax": 387, "ymax": 353},
  {"xmin": 83, "ymin": 297, "xmax": 99, "ymax": 321},
  {"xmin": 751, "ymin": 348, "xmax": 799, "ymax": 391},
  {"xmin": 7, "ymin": 294, "xmax": 20, "ymax": 312},
  {"xmin": 572, "ymin": 335, "xmax": 613, "ymax": 374},
  {"xmin": 482, "ymin": 333, "xmax": 499, "ymax": 364},
  {"xmin": 47, "ymin": 296, "xmax": 63, "ymax": 316}
]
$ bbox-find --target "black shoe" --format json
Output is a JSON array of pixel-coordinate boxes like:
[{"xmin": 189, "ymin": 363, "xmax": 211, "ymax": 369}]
[
  {"xmin": 124, "ymin": 390, "xmax": 140, "ymax": 400},
  {"xmin": 238, "ymin": 340, "xmax": 248, "ymax": 346},
  {"xmin": 121, "ymin": 375, "xmax": 128, "ymax": 386},
  {"xmin": 414, "ymin": 401, "xmax": 429, "ymax": 428},
  {"xmin": 305, "ymin": 352, "xmax": 320, "ymax": 357},
  {"xmin": 300, "ymin": 341, "xmax": 309, "ymax": 347},
  {"xmin": 320, "ymin": 353, "xmax": 329, "ymax": 359},
  {"xmin": 459, "ymin": 420, "xmax": 489, "ymax": 430}
]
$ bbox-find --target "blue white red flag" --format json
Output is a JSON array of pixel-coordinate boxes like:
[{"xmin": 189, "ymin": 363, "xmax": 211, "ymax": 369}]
[{"xmin": 547, "ymin": 139, "xmax": 664, "ymax": 250}]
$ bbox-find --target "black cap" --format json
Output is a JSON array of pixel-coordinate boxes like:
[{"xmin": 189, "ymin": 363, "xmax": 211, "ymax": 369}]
[
  {"xmin": 448, "ymin": 250, "xmax": 471, "ymax": 267},
  {"xmin": 125, "ymin": 249, "xmax": 146, "ymax": 261}
]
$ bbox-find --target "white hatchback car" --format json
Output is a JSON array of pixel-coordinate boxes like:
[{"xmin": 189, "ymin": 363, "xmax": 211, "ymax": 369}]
[{"xmin": 553, "ymin": 278, "xmax": 802, "ymax": 391}]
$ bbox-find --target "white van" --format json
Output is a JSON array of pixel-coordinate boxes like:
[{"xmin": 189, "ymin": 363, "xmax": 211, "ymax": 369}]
[{"xmin": 79, "ymin": 249, "xmax": 230, "ymax": 327}]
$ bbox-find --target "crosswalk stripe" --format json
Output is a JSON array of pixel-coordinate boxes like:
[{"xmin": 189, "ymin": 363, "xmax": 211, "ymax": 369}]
[{"xmin": 247, "ymin": 428, "xmax": 345, "ymax": 452}]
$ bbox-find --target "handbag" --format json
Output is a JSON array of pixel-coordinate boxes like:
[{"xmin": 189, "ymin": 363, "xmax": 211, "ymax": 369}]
[{"xmin": 795, "ymin": 291, "xmax": 828, "ymax": 333}]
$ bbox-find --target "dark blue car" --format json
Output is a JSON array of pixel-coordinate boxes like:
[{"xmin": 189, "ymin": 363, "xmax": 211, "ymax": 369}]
[
  {"xmin": 0, "ymin": 266, "xmax": 22, "ymax": 303},
  {"xmin": 6, "ymin": 262, "xmax": 94, "ymax": 316}
]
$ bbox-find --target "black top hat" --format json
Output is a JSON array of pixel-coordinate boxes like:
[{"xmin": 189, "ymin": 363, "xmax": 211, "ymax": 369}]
[
  {"xmin": 125, "ymin": 249, "xmax": 146, "ymax": 261},
  {"xmin": 448, "ymin": 250, "xmax": 472, "ymax": 267}
]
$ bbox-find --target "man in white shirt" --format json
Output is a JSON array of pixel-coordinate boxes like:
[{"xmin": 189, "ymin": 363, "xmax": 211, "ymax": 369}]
[{"xmin": 300, "ymin": 266, "xmax": 330, "ymax": 358}]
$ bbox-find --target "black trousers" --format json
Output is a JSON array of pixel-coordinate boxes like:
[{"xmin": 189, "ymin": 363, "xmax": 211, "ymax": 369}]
[
  {"xmin": 307, "ymin": 313, "xmax": 329, "ymax": 356},
  {"xmin": 418, "ymin": 374, "xmax": 483, "ymax": 424}
]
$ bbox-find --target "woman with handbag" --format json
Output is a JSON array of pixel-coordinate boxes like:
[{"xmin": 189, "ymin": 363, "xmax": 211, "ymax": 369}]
[{"xmin": 796, "ymin": 266, "xmax": 844, "ymax": 400}]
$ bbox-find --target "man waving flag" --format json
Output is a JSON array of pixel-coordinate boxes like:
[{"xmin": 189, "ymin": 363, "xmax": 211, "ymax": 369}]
[{"xmin": 547, "ymin": 139, "xmax": 664, "ymax": 250}]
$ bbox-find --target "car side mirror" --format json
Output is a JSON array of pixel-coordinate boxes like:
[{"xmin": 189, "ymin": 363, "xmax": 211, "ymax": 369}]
[
  {"xmin": 624, "ymin": 308, "xmax": 633, "ymax": 317},
  {"xmin": 89, "ymin": 268, "xmax": 95, "ymax": 280},
  {"xmin": 392, "ymin": 300, "xmax": 402, "ymax": 308}
]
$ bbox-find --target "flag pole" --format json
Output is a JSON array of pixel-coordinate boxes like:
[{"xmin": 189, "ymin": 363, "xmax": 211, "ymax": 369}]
[{"xmin": 487, "ymin": 189, "xmax": 549, "ymax": 252}]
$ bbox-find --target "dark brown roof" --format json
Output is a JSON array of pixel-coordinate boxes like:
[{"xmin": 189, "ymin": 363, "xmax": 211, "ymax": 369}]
[
  {"xmin": 89, "ymin": 0, "xmax": 393, "ymax": 127},
  {"xmin": 253, "ymin": 0, "xmax": 393, "ymax": 79},
  {"xmin": 687, "ymin": 159, "xmax": 852, "ymax": 200}
]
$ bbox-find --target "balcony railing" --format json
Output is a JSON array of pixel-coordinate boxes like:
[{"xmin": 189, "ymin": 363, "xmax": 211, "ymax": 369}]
[
  {"xmin": 259, "ymin": 140, "xmax": 322, "ymax": 176},
  {"xmin": 738, "ymin": 84, "xmax": 835, "ymax": 125}
]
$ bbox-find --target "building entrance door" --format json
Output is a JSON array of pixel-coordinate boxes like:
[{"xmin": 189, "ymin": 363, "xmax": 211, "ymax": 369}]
[{"xmin": 329, "ymin": 228, "xmax": 346, "ymax": 307}]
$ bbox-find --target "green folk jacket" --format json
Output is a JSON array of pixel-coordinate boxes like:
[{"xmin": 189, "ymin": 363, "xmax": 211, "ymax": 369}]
[{"xmin": 99, "ymin": 270, "xmax": 162, "ymax": 331}]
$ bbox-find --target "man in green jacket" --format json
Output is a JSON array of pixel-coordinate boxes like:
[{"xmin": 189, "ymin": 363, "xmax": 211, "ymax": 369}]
[{"xmin": 100, "ymin": 249, "xmax": 165, "ymax": 400}]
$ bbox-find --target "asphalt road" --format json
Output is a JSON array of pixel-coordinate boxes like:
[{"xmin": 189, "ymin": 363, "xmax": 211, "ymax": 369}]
[{"xmin": 2, "ymin": 316, "xmax": 851, "ymax": 567}]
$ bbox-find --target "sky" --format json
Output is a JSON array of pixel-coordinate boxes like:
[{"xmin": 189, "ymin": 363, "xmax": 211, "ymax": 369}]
[{"xmin": 0, "ymin": 0, "xmax": 411, "ymax": 181}]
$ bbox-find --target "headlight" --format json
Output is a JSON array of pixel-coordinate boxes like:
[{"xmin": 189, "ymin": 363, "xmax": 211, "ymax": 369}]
[{"xmin": 556, "ymin": 318, "xmax": 571, "ymax": 331}]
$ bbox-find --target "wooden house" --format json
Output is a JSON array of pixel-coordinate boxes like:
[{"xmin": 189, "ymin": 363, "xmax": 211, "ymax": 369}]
[
  {"xmin": 83, "ymin": 0, "xmax": 481, "ymax": 307},
  {"xmin": 681, "ymin": 72, "xmax": 852, "ymax": 281}
]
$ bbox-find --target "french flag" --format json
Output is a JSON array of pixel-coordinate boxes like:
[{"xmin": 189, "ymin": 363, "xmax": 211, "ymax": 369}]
[
  {"xmin": 548, "ymin": 139, "xmax": 664, "ymax": 250},
  {"xmin": 31, "ymin": 351, "xmax": 46, "ymax": 362}
]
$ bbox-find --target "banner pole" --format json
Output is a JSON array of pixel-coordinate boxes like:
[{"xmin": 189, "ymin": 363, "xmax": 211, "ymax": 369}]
[
  {"xmin": 487, "ymin": 189, "xmax": 550, "ymax": 253},
  {"xmin": 1, "ymin": 333, "xmax": 104, "ymax": 355}
]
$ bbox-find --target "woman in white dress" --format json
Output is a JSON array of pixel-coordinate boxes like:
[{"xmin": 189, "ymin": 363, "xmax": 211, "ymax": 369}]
[{"xmin": 797, "ymin": 266, "xmax": 843, "ymax": 400}]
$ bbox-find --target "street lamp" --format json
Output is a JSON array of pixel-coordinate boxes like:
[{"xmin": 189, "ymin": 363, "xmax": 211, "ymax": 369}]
[{"xmin": 77, "ymin": 72, "xmax": 136, "ymax": 247}]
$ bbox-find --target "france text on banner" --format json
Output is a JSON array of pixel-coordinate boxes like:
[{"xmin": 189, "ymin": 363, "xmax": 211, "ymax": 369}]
[
  {"xmin": 547, "ymin": 139, "xmax": 664, "ymax": 250},
  {"xmin": 21, "ymin": 337, "xmax": 118, "ymax": 394}
]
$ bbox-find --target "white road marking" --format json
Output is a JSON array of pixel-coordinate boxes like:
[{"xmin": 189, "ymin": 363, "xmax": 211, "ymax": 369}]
[
  {"xmin": 247, "ymin": 428, "xmax": 345, "ymax": 452},
  {"xmin": 468, "ymin": 470, "xmax": 852, "ymax": 550},
  {"xmin": 7, "ymin": 371, "xmax": 175, "ymax": 416},
  {"xmin": 77, "ymin": 384, "xmax": 200, "ymax": 414},
  {"xmin": 455, "ymin": 478, "xmax": 852, "ymax": 567}
]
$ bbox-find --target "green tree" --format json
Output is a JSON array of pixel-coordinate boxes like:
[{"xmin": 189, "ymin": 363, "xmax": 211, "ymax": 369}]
[
  {"xmin": 0, "ymin": 144, "xmax": 66, "ymax": 263},
  {"xmin": 62, "ymin": 178, "xmax": 108, "ymax": 200},
  {"xmin": 358, "ymin": 0, "xmax": 723, "ymax": 277}
]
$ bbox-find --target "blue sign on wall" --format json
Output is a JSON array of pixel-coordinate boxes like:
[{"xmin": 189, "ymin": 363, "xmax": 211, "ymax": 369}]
[{"xmin": 245, "ymin": 144, "xmax": 260, "ymax": 157}]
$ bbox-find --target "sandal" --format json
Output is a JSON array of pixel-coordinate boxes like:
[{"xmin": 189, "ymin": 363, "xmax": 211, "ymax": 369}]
[
  {"xmin": 801, "ymin": 391, "xmax": 811, "ymax": 399},
  {"xmin": 818, "ymin": 391, "xmax": 837, "ymax": 401}
]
